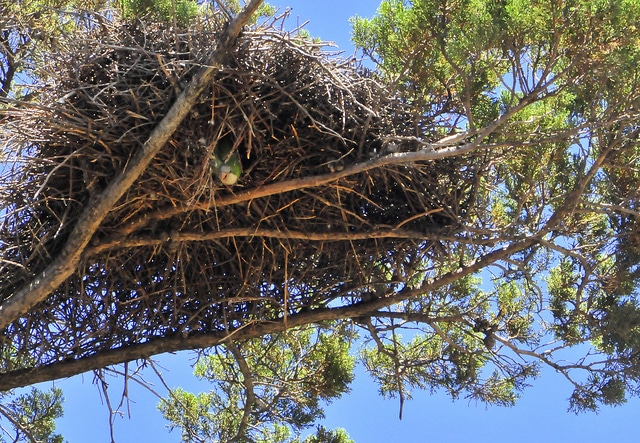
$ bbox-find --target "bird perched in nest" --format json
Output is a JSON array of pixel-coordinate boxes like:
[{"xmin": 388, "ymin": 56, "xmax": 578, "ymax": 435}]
[{"xmin": 211, "ymin": 135, "xmax": 242, "ymax": 185}]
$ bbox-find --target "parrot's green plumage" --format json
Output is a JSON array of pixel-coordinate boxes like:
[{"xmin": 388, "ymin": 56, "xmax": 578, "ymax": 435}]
[{"xmin": 212, "ymin": 135, "xmax": 242, "ymax": 185}]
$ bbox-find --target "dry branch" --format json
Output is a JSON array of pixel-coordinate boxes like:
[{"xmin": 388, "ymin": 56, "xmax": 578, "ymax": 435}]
[
  {"xmin": 0, "ymin": 4, "xmax": 490, "ymax": 387},
  {"xmin": 0, "ymin": 0, "xmax": 265, "ymax": 331},
  {"xmin": 0, "ymin": 236, "xmax": 536, "ymax": 391}
]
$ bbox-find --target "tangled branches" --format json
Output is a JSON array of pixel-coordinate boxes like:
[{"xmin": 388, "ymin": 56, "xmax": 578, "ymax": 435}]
[{"xmin": 0, "ymin": 13, "xmax": 483, "ymax": 372}]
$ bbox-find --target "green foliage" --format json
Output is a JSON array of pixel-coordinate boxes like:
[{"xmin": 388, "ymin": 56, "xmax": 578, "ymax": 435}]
[
  {"xmin": 300, "ymin": 426, "xmax": 354, "ymax": 443},
  {"xmin": 159, "ymin": 326, "xmax": 355, "ymax": 443},
  {"xmin": 0, "ymin": 0, "xmax": 106, "ymax": 99},
  {"xmin": 0, "ymin": 387, "xmax": 64, "ymax": 443},
  {"xmin": 352, "ymin": 0, "xmax": 640, "ymax": 129},
  {"xmin": 4, "ymin": 0, "xmax": 640, "ymax": 437},
  {"xmin": 360, "ymin": 316, "xmax": 536, "ymax": 408},
  {"xmin": 117, "ymin": 0, "xmax": 199, "ymax": 25},
  {"xmin": 215, "ymin": 0, "xmax": 276, "ymax": 18},
  {"xmin": 357, "ymin": 268, "xmax": 543, "ymax": 411},
  {"xmin": 350, "ymin": 0, "xmax": 640, "ymax": 415}
]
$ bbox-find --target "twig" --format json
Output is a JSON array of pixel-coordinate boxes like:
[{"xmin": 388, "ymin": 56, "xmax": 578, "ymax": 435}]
[{"xmin": 0, "ymin": 0, "xmax": 266, "ymax": 330}]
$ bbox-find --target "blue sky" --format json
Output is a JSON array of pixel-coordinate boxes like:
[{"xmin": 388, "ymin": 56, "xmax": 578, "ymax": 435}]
[{"xmin": 26, "ymin": 1, "xmax": 640, "ymax": 442}]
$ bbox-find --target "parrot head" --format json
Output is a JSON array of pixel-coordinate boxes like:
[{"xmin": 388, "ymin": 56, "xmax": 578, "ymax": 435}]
[{"xmin": 212, "ymin": 136, "xmax": 242, "ymax": 185}]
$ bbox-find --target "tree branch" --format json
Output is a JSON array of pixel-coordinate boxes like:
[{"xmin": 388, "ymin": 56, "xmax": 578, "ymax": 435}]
[
  {"xmin": 0, "ymin": 402, "xmax": 39, "ymax": 443},
  {"xmin": 227, "ymin": 343, "xmax": 256, "ymax": 443},
  {"xmin": 87, "ymin": 227, "xmax": 449, "ymax": 256},
  {"xmin": 106, "ymin": 84, "xmax": 543, "ymax": 241},
  {"xmin": 0, "ymin": 236, "xmax": 536, "ymax": 391},
  {"xmin": 103, "ymin": 141, "xmax": 496, "ymax": 241},
  {"xmin": 0, "ymin": 0, "xmax": 265, "ymax": 330}
]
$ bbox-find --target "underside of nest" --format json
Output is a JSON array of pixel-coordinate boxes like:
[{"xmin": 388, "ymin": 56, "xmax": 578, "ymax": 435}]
[{"xmin": 0, "ymin": 14, "xmax": 482, "ymax": 369}]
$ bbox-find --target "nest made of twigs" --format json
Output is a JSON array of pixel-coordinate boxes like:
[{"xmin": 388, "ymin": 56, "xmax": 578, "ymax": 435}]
[{"xmin": 0, "ymin": 13, "xmax": 482, "ymax": 367}]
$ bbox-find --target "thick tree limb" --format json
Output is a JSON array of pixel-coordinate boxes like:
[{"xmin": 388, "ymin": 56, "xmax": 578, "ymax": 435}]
[
  {"xmin": 227, "ymin": 343, "xmax": 256, "ymax": 442},
  {"xmin": 0, "ymin": 236, "xmax": 536, "ymax": 391},
  {"xmin": 0, "ymin": 1, "xmax": 618, "ymax": 392},
  {"xmin": 0, "ymin": 0, "xmax": 265, "ymax": 330}
]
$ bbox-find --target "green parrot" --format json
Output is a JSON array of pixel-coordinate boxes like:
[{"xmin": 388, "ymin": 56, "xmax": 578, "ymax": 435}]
[{"xmin": 212, "ymin": 135, "xmax": 242, "ymax": 185}]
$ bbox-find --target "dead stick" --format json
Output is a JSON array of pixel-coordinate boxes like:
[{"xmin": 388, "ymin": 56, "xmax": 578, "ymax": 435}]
[{"xmin": 0, "ymin": 0, "xmax": 265, "ymax": 330}]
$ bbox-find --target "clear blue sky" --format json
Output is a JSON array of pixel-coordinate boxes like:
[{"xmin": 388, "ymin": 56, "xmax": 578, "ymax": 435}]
[{"xmin": 30, "ymin": 1, "xmax": 640, "ymax": 442}]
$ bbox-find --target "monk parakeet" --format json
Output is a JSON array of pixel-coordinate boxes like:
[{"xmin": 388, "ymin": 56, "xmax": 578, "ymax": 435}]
[{"xmin": 212, "ymin": 135, "xmax": 242, "ymax": 185}]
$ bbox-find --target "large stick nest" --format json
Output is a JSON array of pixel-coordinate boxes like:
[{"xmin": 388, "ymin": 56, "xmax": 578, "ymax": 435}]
[{"xmin": 0, "ymin": 15, "xmax": 482, "ymax": 368}]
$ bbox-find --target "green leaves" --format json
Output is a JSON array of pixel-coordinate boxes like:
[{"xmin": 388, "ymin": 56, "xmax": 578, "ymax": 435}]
[
  {"xmin": 4, "ymin": 0, "xmax": 640, "ymax": 435},
  {"xmin": 352, "ymin": 0, "xmax": 640, "ymax": 135},
  {"xmin": 118, "ymin": 0, "xmax": 199, "ymax": 25},
  {"xmin": 352, "ymin": 9, "xmax": 640, "ymax": 418},
  {"xmin": 299, "ymin": 426, "xmax": 354, "ymax": 443},
  {"xmin": 0, "ymin": 387, "xmax": 64, "ymax": 443},
  {"xmin": 159, "ymin": 326, "xmax": 355, "ymax": 443},
  {"xmin": 359, "ymin": 317, "xmax": 535, "ymax": 410}
]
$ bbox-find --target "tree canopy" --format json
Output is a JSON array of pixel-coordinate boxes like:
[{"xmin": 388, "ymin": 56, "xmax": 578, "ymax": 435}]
[{"xmin": 1, "ymin": 0, "xmax": 640, "ymax": 440}]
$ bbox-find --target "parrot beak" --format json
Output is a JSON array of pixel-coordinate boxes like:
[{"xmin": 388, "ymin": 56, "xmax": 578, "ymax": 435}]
[
  {"xmin": 217, "ymin": 165, "xmax": 239, "ymax": 185},
  {"xmin": 220, "ymin": 172, "xmax": 237, "ymax": 185}
]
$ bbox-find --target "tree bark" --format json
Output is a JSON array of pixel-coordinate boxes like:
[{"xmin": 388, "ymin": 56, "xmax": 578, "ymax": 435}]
[
  {"xmin": 0, "ymin": 0, "xmax": 265, "ymax": 331},
  {"xmin": 0, "ymin": 237, "xmax": 535, "ymax": 391}
]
